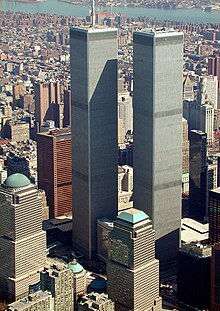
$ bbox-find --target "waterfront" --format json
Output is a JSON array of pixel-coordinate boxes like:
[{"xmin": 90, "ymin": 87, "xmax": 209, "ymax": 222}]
[{"xmin": 2, "ymin": 0, "xmax": 220, "ymax": 22}]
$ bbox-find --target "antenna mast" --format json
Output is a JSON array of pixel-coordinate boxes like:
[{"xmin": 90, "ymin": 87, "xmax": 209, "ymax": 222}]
[{"xmin": 91, "ymin": 0, "xmax": 95, "ymax": 26}]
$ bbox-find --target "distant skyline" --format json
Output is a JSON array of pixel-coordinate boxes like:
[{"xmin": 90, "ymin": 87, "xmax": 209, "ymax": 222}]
[{"xmin": 2, "ymin": 0, "xmax": 220, "ymax": 23}]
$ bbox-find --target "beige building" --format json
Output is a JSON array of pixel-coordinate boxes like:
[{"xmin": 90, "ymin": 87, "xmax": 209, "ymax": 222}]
[
  {"xmin": 41, "ymin": 264, "xmax": 73, "ymax": 311},
  {"xmin": 182, "ymin": 118, "xmax": 189, "ymax": 175},
  {"xmin": 118, "ymin": 166, "xmax": 133, "ymax": 212},
  {"xmin": 68, "ymin": 261, "xmax": 86, "ymax": 304},
  {"xmin": 7, "ymin": 291, "xmax": 53, "ymax": 311},
  {"xmin": 0, "ymin": 173, "xmax": 46, "ymax": 302},
  {"xmin": 107, "ymin": 208, "xmax": 162, "ymax": 311},
  {"xmin": 4, "ymin": 120, "xmax": 30, "ymax": 142},
  {"xmin": 78, "ymin": 292, "xmax": 114, "ymax": 311},
  {"xmin": 38, "ymin": 189, "xmax": 50, "ymax": 221}
]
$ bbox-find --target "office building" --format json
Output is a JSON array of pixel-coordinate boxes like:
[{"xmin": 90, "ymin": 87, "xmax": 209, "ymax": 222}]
[
  {"xmin": 37, "ymin": 128, "xmax": 72, "ymax": 218},
  {"xmin": 0, "ymin": 173, "xmax": 46, "ymax": 302},
  {"xmin": 118, "ymin": 91, "xmax": 133, "ymax": 135},
  {"xmin": 107, "ymin": 208, "xmax": 162, "ymax": 311},
  {"xmin": 70, "ymin": 27, "xmax": 118, "ymax": 259},
  {"xmin": 211, "ymin": 243, "xmax": 220, "ymax": 311},
  {"xmin": 68, "ymin": 261, "xmax": 86, "ymax": 304},
  {"xmin": 63, "ymin": 88, "xmax": 71, "ymax": 128},
  {"xmin": 183, "ymin": 100, "xmax": 214, "ymax": 145},
  {"xmin": 182, "ymin": 118, "xmax": 189, "ymax": 174},
  {"xmin": 35, "ymin": 81, "xmax": 49, "ymax": 127},
  {"xmin": 7, "ymin": 291, "xmax": 53, "ymax": 311},
  {"xmin": 189, "ymin": 130, "xmax": 207, "ymax": 221},
  {"xmin": 4, "ymin": 120, "xmax": 30, "ymax": 142},
  {"xmin": 183, "ymin": 75, "xmax": 194, "ymax": 101},
  {"xmin": 177, "ymin": 242, "xmax": 211, "ymax": 310},
  {"xmin": 209, "ymin": 187, "xmax": 220, "ymax": 244},
  {"xmin": 41, "ymin": 264, "xmax": 73, "ymax": 311},
  {"xmin": 118, "ymin": 165, "xmax": 133, "ymax": 211},
  {"xmin": 133, "ymin": 28, "xmax": 183, "ymax": 264},
  {"xmin": 97, "ymin": 218, "xmax": 114, "ymax": 261},
  {"xmin": 78, "ymin": 293, "xmax": 114, "ymax": 311}
]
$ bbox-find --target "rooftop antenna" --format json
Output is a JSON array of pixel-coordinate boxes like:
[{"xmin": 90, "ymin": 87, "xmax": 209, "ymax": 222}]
[{"xmin": 91, "ymin": 0, "xmax": 95, "ymax": 26}]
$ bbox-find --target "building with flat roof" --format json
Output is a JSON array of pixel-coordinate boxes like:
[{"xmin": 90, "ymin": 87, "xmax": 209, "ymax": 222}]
[
  {"xmin": 181, "ymin": 218, "xmax": 209, "ymax": 243},
  {"xmin": 209, "ymin": 187, "xmax": 220, "ymax": 244},
  {"xmin": 107, "ymin": 208, "xmax": 162, "ymax": 311},
  {"xmin": 177, "ymin": 242, "xmax": 211, "ymax": 310},
  {"xmin": 37, "ymin": 128, "xmax": 72, "ymax": 218},
  {"xmin": 0, "ymin": 173, "xmax": 46, "ymax": 302},
  {"xmin": 133, "ymin": 28, "xmax": 183, "ymax": 266},
  {"xmin": 7, "ymin": 291, "xmax": 53, "ymax": 311},
  {"xmin": 78, "ymin": 292, "xmax": 114, "ymax": 311},
  {"xmin": 70, "ymin": 27, "xmax": 118, "ymax": 259},
  {"xmin": 41, "ymin": 264, "xmax": 73, "ymax": 311}
]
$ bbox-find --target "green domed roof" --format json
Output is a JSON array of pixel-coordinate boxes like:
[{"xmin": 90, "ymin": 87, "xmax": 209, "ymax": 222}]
[
  {"xmin": 68, "ymin": 262, "xmax": 83, "ymax": 274},
  {"xmin": 4, "ymin": 173, "xmax": 31, "ymax": 188}
]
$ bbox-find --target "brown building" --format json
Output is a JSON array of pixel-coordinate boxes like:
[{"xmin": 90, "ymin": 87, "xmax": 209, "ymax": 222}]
[
  {"xmin": 35, "ymin": 81, "xmax": 49, "ymax": 127},
  {"xmin": 49, "ymin": 81, "xmax": 61, "ymax": 105},
  {"xmin": 209, "ymin": 187, "xmax": 220, "ymax": 244},
  {"xmin": 37, "ymin": 128, "xmax": 72, "ymax": 218},
  {"xmin": 4, "ymin": 120, "xmax": 29, "ymax": 142},
  {"xmin": 211, "ymin": 243, "xmax": 220, "ymax": 311}
]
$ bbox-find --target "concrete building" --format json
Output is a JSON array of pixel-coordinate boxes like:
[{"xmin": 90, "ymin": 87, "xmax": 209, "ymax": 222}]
[
  {"xmin": 118, "ymin": 165, "xmax": 133, "ymax": 211},
  {"xmin": 189, "ymin": 130, "xmax": 208, "ymax": 221},
  {"xmin": 63, "ymin": 88, "xmax": 71, "ymax": 128},
  {"xmin": 4, "ymin": 120, "xmax": 30, "ymax": 142},
  {"xmin": 97, "ymin": 218, "xmax": 114, "ymax": 261},
  {"xmin": 182, "ymin": 118, "xmax": 189, "ymax": 174},
  {"xmin": 0, "ymin": 168, "xmax": 7, "ymax": 184},
  {"xmin": 118, "ymin": 91, "xmax": 133, "ymax": 135},
  {"xmin": 7, "ymin": 291, "xmax": 53, "ymax": 311},
  {"xmin": 41, "ymin": 264, "xmax": 73, "ymax": 311},
  {"xmin": 183, "ymin": 100, "xmax": 214, "ymax": 145},
  {"xmin": 177, "ymin": 242, "xmax": 211, "ymax": 310},
  {"xmin": 107, "ymin": 208, "xmax": 162, "ymax": 311},
  {"xmin": 133, "ymin": 28, "xmax": 183, "ymax": 265},
  {"xmin": 204, "ymin": 75, "xmax": 218, "ymax": 109},
  {"xmin": 78, "ymin": 293, "xmax": 114, "ymax": 311},
  {"xmin": 183, "ymin": 75, "xmax": 194, "ymax": 101},
  {"xmin": 70, "ymin": 27, "xmax": 118, "ymax": 259},
  {"xmin": 0, "ymin": 173, "xmax": 46, "ymax": 302},
  {"xmin": 68, "ymin": 261, "xmax": 86, "ymax": 304},
  {"xmin": 37, "ymin": 128, "xmax": 72, "ymax": 218}
]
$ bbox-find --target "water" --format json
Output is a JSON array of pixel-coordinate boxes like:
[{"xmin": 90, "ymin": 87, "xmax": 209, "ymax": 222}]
[{"xmin": 2, "ymin": 0, "xmax": 220, "ymax": 23}]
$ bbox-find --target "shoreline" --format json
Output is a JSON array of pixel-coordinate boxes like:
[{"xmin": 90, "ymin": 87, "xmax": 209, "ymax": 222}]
[{"xmin": 57, "ymin": 0, "xmax": 218, "ymax": 11}]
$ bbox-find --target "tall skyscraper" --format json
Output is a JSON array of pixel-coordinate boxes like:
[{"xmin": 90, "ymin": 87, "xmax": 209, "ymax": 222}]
[
  {"xmin": 182, "ymin": 118, "xmax": 189, "ymax": 174},
  {"xmin": 0, "ymin": 173, "xmax": 46, "ymax": 302},
  {"xmin": 70, "ymin": 27, "xmax": 118, "ymax": 259},
  {"xmin": 37, "ymin": 128, "xmax": 72, "ymax": 218},
  {"xmin": 209, "ymin": 187, "xmax": 220, "ymax": 244},
  {"xmin": 211, "ymin": 243, "xmax": 220, "ymax": 311},
  {"xmin": 133, "ymin": 28, "xmax": 183, "ymax": 265},
  {"xmin": 189, "ymin": 130, "xmax": 207, "ymax": 221},
  {"xmin": 35, "ymin": 81, "xmax": 49, "ymax": 127},
  {"xmin": 107, "ymin": 208, "xmax": 162, "ymax": 311}
]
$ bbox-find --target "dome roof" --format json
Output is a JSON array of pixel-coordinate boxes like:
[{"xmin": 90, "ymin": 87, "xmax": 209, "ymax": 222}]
[
  {"xmin": 4, "ymin": 173, "xmax": 31, "ymax": 188},
  {"xmin": 90, "ymin": 278, "xmax": 106, "ymax": 290},
  {"xmin": 68, "ymin": 262, "xmax": 83, "ymax": 274}
]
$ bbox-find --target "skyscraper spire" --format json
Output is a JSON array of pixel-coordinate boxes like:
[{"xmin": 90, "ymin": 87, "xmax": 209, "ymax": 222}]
[{"xmin": 91, "ymin": 0, "xmax": 95, "ymax": 26}]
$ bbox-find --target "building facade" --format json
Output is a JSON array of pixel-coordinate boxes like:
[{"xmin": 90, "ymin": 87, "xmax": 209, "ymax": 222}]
[
  {"xmin": 41, "ymin": 264, "xmax": 73, "ymax": 311},
  {"xmin": 0, "ymin": 173, "xmax": 46, "ymax": 302},
  {"xmin": 189, "ymin": 130, "xmax": 208, "ymax": 221},
  {"xmin": 70, "ymin": 27, "xmax": 118, "ymax": 259},
  {"xmin": 37, "ymin": 128, "xmax": 72, "ymax": 218},
  {"xmin": 209, "ymin": 188, "xmax": 220, "ymax": 244},
  {"xmin": 133, "ymin": 28, "xmax": 183, "ymax": 265},
  {"xmin": 107, "ymin": 208, "xmax": 162, "ymax": 311}
]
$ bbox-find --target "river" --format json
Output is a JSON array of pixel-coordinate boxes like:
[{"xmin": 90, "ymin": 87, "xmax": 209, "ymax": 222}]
[{"xmin": 1, "ymin": 0, "xmax": 220, "ymax": 23}]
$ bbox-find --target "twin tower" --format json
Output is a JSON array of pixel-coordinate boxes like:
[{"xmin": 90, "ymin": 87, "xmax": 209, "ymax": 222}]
[{"xmin": 70, "ymin": 27, "xmax": 183, "ymax": 267}]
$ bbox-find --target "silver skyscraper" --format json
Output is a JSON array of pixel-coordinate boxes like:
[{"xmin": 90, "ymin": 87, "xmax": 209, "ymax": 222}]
[
  {"xmin": 70, "ymin": 27, "xmax": 118, "ymax": 259},
  {"xmin": 133, "ymin": 28, "xmax": 183, "ymax": 265}
]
